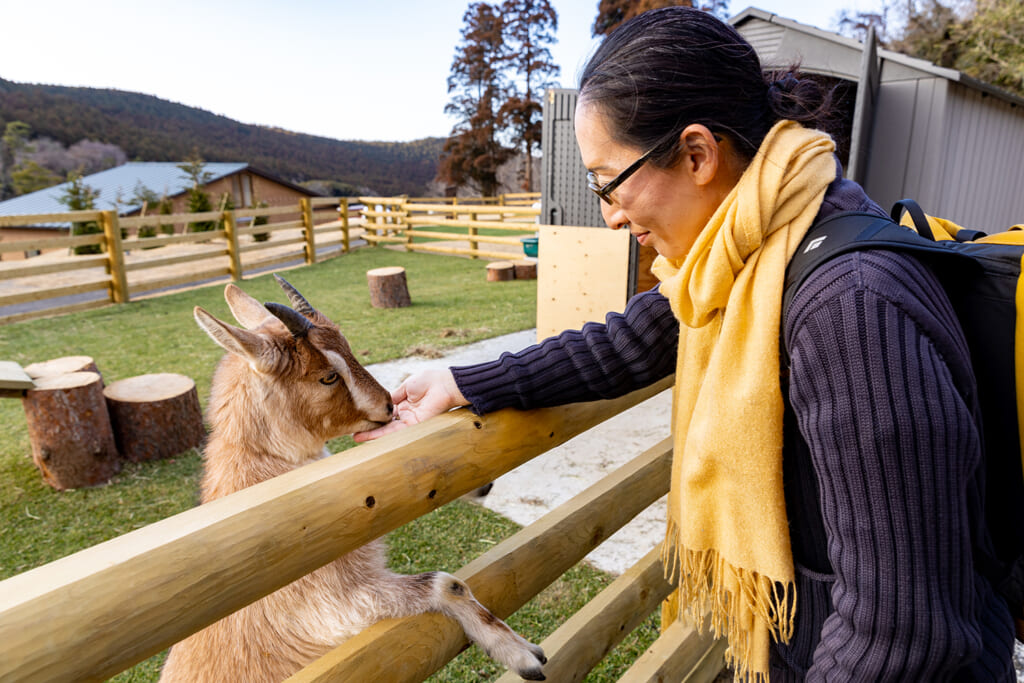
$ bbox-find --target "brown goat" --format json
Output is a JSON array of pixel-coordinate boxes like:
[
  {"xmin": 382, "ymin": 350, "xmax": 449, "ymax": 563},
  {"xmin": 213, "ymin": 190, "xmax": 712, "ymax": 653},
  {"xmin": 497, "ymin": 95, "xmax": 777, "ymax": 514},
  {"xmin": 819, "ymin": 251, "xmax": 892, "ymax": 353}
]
[{"xmin": 159, "ymin": 276, "xmax": 546, "ymax": 682}]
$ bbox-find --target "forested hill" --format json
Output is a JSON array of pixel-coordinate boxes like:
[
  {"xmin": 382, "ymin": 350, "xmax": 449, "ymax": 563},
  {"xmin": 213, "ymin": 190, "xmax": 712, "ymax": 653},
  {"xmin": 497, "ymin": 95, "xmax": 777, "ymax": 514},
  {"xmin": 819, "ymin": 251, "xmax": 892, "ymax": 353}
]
[{"xmin": 0, "ymin": 78, "xmax": 445, "ymax": 196}]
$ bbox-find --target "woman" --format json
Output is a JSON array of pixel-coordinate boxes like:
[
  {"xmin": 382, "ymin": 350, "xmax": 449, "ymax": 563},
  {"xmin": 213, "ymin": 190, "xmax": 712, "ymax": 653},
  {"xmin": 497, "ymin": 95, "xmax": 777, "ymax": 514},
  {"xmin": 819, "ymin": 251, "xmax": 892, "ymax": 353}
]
[{"xmin": 357, "ymin": 8, "xmax": 1015, "ymax": 681}]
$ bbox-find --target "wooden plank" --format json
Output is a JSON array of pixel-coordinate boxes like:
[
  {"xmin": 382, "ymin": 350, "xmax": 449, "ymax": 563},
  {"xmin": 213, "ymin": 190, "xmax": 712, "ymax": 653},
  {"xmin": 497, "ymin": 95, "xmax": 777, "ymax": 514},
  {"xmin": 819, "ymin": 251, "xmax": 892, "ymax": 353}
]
[
  {"xmin": 120, "ymin": 230, "xmax": 227, "ymax": 249},
  {"xmin": 290, "ymin": 431, "xmax": 674, "ymax": 683},
  {"xmin": 616, "ymin": 618, "xmax": 725, "ymax": 683},
  {"xmin": 0, "ymin": 379, "xmax": 670, "ymax": 682},
  {"xmin": 404, "ymin": 243, "xmax": 526, "ymax": 261},
  {"xmin": 0, "ymin": 233, "xmax": 103, "ymax": 254},
  {"xmin": 0, "ymin": 280, "xmax": 109, "ymax": 306},
  {"xmin": 405, "ymin": 203, "xmax": 539, "ymax": 216},
  {"xmin": 232, "ymin": 205, "xmax": 301, "ymax": 219},
  {"xmin": 0, "ymin": 361, "xmax": 34, "ymax": 391},
  {"xmin": 494, "ymin": 546, "xmax": 674, "ymax": 683},
  {"xmin": 405, "ymin": 217, "xmax": 539, "ymax": 231},
  {"xmin": 122, "ymin": 249, "xmax": 229, "ymax": 272},
  {"xmin": 0, "ymin": 210, "xmax": 102, "ymax": 227},
  {"xmin": 237, "ymin": 236, "xmax": 306, "ymax": 254},
  {"xmin": 241, "ymin": 250, "xmax": 307, "ymax": 270},
  {"xmin": 235, "ymin": 220, "xmax": 304, "ymax": 236},
  {"xmin": 128, "ymin": 267, "xmax": 232, "ymax": 296},
  {"xmin": 405, "ymin": 230, "xmax": 529, "ymax": 246},
  {"xmin": 537, "ymin": 226, "xmax": 630, "ymax": 340},
  {"xmin": 0, "ymin": 298, "xmax": 109, "ymax": 325},
  {"xmin": 0, "ymin": 255, "xmax": 109, "ymax": 280}
]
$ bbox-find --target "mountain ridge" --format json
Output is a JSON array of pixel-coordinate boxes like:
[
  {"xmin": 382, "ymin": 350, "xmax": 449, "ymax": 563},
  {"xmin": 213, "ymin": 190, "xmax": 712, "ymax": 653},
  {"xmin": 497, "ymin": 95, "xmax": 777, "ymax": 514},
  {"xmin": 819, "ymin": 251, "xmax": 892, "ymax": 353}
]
[{"xmin": 0, "ymin": 77, "xmax": 445, "ymax": 196}]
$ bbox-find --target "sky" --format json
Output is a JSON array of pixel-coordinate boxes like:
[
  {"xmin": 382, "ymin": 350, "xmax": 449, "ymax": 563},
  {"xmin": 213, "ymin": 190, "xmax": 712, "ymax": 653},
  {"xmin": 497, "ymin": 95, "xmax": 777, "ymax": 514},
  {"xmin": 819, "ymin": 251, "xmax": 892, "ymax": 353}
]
[{"xmin": 1, "ymin": 0, "xmax": 884, "ymax": 144}]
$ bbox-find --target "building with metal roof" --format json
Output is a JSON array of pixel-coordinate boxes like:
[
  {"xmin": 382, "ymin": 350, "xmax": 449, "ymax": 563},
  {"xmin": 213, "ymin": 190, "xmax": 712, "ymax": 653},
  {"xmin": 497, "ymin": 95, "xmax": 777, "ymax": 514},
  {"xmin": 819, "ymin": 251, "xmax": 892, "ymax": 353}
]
[{"xmin": 0, "ymin": 161, "xmax": 318, "ymax": 230}]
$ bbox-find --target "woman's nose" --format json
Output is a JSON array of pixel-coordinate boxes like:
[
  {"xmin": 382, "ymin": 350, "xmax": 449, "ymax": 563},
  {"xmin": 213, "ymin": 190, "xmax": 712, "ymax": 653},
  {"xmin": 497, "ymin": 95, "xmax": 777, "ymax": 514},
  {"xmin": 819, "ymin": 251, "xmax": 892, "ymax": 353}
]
[{"xmin": 601, "ymin": 202, "xmax": 628, "ymax": 230}]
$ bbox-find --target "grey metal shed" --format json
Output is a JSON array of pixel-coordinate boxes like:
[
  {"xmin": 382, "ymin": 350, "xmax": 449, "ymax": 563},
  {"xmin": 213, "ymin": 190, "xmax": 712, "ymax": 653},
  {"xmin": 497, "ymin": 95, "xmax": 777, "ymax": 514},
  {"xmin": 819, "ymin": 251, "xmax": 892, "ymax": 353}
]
[{"xmin": 541, "ymin": 6, "xmax": 1024, "ymax": 239}]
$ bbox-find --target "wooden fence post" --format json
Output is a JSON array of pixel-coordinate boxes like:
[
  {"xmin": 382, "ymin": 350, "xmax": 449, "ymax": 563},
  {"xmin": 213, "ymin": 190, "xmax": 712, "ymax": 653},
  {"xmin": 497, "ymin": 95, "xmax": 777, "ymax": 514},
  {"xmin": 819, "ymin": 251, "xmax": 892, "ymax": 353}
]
[
  {"xmin": 340, "ymin": 198, "xmax": 350, "ymax": 254},
  {"xmin": 101, "ymin": 211, "xmax": 129, "ymax": 304},
  {"xmin": 222, "ymin": 209, "xmax": 242, "ymax": 281},
  {"xmin": 300, "ymin": 198, "xmax": 315, "ymax": 265},
  {"xmin": 469, "ymin": 212, "xmax": 479, "ymax": 259}
]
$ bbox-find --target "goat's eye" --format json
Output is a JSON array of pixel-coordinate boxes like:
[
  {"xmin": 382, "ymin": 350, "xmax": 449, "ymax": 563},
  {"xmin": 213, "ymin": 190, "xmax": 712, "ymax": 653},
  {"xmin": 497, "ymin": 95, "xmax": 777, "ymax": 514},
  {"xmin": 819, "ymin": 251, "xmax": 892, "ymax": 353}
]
[{"xmin": 319, "ymin": 372, "xmax": 340, "ymax": 386}]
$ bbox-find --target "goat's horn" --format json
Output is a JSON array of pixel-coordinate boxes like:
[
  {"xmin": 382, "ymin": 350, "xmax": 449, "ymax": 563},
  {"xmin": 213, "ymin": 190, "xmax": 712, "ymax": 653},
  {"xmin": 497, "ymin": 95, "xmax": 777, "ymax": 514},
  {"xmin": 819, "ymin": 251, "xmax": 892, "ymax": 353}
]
[
  {"xmin": 264, "ymin": 302, "xmax": 312, "ymax": 338},
  {"xmin": 273, "ymin": 274, "xmax": 316, "ymax": 317}
]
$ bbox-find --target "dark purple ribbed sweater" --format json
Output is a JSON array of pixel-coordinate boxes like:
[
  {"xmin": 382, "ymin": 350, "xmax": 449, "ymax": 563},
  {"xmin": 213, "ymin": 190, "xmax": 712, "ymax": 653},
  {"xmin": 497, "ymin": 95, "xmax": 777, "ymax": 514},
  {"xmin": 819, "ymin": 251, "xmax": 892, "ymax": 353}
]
[{"xmin": 451, "ymin": 169, "xmax": 1016, "ymax": 680}]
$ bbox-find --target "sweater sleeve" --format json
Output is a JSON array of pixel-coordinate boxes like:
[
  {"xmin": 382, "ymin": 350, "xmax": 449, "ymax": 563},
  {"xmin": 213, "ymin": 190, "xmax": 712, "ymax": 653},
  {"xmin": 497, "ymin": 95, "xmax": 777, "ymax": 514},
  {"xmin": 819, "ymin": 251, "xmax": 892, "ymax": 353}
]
[
  {"xmin": 785, "ymin": 249, "xmax": 994, "ymax": 681},
  {"xmin": 451, "ymin": 287, "xmax": 678, "ymax": 414}
]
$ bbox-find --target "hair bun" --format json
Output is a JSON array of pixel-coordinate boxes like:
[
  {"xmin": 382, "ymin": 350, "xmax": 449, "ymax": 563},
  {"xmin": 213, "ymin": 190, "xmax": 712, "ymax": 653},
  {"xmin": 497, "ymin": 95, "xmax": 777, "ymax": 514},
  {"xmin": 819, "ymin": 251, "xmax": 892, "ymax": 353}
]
[{"xmin": 769, "ymin": 75, "xmax": 799, "ymax": 94}]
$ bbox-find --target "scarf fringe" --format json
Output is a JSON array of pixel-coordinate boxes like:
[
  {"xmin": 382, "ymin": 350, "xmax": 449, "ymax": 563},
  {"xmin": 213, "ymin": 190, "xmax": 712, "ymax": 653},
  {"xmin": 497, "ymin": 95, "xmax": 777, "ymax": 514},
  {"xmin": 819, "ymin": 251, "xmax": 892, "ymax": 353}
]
[{"xmin": 661, "ymin": 519, "xmax": 796, "ymax": 683}]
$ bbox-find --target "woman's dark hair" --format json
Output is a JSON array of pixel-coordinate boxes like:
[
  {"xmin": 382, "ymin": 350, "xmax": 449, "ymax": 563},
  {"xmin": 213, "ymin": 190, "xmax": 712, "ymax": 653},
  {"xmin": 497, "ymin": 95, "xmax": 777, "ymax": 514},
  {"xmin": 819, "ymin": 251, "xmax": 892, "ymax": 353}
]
[{"xmin": 578, "ymin": 6, "xmax": 836, "ymax": 164}]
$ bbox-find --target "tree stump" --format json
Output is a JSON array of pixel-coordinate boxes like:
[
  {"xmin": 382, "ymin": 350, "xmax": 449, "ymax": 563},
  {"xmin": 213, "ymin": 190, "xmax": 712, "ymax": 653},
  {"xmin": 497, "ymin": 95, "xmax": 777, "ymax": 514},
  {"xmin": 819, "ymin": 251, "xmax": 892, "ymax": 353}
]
[
  {"xmin": 367, "ymin": 266, "xmax": 412, "ymax": 308},
  {"xmin": 486, "ymin": 261, "xmax": 515, "ymax": 282},
  {"xmin": 21, "ymin": 371, "xmax": 121, "ymax": 490},
  {"xmin": 513, "ymin": 258, "xmax": 538, "ymax": 280},
  {"xmin": 24, "ymin": 355, "xmax": 103, "ymax": 385},
  {"xmin": 104, "ymin": 373, "xmax": 205, "ymax": 463}
]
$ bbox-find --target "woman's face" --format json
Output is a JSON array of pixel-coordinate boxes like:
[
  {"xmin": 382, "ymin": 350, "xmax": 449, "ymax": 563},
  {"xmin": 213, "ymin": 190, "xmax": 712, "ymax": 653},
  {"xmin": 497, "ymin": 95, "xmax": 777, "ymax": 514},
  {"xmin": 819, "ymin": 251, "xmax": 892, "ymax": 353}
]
[{"xmin": 574, "ymin": 100, "xmax": 736, "ymax": 261}]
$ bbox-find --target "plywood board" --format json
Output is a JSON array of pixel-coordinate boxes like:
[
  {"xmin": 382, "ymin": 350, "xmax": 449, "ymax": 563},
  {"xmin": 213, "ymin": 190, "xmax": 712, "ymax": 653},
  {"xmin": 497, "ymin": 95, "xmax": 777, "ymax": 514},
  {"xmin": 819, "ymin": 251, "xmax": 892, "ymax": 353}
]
[{"xmin": 536, "ymin": 225, "xmax": 630, "ymax": 341}]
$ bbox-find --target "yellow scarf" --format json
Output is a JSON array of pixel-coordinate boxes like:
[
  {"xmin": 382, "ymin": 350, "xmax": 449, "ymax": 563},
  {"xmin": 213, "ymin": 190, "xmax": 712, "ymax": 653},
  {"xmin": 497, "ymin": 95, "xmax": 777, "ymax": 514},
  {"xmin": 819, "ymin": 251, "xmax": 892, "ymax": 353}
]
[{"xmin": 652, "ymin": 120, "xmax": 836, "ymax": 682}]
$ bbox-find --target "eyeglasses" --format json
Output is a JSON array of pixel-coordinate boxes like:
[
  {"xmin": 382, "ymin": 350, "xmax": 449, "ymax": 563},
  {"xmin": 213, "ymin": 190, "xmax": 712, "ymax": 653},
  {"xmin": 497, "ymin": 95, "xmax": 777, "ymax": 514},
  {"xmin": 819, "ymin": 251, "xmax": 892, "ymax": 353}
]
[{"xmin": 586, "ymin": 147, "xmax": 656, "ymax": 205}]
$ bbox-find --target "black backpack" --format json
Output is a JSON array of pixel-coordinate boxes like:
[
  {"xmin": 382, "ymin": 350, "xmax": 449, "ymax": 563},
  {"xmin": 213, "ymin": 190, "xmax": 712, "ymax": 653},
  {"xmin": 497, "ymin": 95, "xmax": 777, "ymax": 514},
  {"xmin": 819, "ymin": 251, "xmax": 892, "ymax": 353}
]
[{"xmin": 783, "ymin": 199, "xmax": 1024, "ymax": 638}]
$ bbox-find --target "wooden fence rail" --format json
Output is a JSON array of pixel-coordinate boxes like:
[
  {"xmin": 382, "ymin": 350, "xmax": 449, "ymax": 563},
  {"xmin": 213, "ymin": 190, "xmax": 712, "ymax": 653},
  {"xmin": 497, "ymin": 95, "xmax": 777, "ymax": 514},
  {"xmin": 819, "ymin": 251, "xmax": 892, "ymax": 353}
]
[
  {"xmin": 0, "ymin": 199, "xmax": 364, "ymax": 324},
  {"xmin": 359, "ymin": 196, "xmax": 540, "ymax": 261},
  {"xmin": 0, "ymin": 376, "xmax": 730, "ymax": 683},
  {"xmin": 0, "ymin": 193, "xmax": 543, "ymax": 324}
]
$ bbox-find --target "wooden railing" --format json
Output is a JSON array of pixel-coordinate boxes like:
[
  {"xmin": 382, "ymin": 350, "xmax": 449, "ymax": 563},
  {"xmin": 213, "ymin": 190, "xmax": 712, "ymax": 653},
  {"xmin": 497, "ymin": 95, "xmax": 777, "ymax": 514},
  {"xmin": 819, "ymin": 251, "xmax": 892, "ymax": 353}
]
[
  {"xmin": 359, "ymin": 196, "xmax": 540, "ymax": 261},
  {"xmin": 0, "ymin": 375, "xmax": 725, "ymax": 682}
]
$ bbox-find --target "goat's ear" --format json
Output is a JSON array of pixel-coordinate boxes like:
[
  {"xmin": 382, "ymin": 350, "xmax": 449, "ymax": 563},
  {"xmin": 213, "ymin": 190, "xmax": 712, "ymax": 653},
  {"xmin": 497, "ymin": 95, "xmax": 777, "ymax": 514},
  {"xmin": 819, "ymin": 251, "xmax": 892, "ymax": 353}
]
[
  {"xmin": 194, "ymin": 306, "xmax": 270, "ymax": 366},
  {"xmin": 224, "ymin": 283, "xmax": 273, "ymax": 330}
]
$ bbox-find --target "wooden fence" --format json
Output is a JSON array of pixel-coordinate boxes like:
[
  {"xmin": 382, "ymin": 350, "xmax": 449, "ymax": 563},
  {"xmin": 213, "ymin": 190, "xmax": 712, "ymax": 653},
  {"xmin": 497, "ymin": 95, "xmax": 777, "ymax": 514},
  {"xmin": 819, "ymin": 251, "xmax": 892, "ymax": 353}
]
[
  {"xmin": 360, "ymin": 195, "xmax": 541, "ymax": 261},
  {"xmin": 0, "ymin": 193, "xmax": 542, "ymax": 324},
  {"xmin": 0, "ymin": 375, "xmax": 726, "ymax": 682}
]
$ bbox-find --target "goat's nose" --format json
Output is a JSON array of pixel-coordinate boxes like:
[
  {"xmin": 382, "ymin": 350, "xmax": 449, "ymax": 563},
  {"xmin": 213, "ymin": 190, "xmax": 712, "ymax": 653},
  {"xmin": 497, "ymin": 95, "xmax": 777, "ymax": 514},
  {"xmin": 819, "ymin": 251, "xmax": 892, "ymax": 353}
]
[{"xmin": 386, "ymin": 400, "xmax": 395, "ymax": 420}]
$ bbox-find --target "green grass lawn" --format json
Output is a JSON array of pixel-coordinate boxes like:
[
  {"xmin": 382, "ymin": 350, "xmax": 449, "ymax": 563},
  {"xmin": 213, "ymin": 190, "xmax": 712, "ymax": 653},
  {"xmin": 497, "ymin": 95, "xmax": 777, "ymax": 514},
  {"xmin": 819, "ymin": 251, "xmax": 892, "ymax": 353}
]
[{"xmin": 0, "ymin": 246, "xmax": 658, "ymax": 681}]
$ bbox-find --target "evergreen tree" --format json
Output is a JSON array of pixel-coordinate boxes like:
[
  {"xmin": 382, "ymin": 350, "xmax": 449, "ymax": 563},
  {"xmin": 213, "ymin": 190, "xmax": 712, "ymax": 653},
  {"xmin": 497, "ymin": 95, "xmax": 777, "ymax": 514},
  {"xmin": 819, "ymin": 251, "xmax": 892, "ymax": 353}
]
[
  {"xmin": 499, "ymin": 0, "xmax": 560, "ymax": 192},
  {"xmin": 439, "ymin": 2, "xmax": 513, "ymax": 196},
  {"xmin": 177, "ymin": 154, "xmax": 216, "ymax": 232},
  {"xmin": 57, "ymin": 171, "xmax": 103, "ymax": 255}
]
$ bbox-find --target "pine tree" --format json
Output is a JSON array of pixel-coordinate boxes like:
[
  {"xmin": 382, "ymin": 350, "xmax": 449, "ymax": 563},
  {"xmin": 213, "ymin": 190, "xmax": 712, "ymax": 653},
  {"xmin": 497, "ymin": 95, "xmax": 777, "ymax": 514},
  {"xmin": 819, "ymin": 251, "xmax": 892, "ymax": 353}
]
[
  {"xmin": 57, "ymin": 171, "xmax": 103, "ymax": 255},
  {"xmin": 439, "ymin": 2, "xmax": 514, "ymax": 196},
  {"xmin": 177, "ymin": 154, "xmax": 216, "ymax": 232},
  {"xmin": 499, "ymin": 0, "xmax": 560, "ymax": 191}
]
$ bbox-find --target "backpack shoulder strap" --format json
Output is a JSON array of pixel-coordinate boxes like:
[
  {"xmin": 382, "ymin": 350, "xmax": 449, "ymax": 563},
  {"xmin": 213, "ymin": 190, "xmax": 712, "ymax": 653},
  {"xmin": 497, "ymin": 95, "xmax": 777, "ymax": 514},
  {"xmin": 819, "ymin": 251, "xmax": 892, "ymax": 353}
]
[{"xmin": 782, "ymin": 209, "xmax": 971, "ymax": 361}]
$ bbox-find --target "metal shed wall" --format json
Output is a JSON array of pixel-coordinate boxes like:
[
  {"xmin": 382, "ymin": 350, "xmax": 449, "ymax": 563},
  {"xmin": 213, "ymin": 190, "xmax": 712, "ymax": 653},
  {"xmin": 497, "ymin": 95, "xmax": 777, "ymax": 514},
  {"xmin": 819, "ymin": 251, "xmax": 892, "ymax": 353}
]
[{"xmin": 865, "ymin": 71, "xmax": 1024, "ymax": 233}]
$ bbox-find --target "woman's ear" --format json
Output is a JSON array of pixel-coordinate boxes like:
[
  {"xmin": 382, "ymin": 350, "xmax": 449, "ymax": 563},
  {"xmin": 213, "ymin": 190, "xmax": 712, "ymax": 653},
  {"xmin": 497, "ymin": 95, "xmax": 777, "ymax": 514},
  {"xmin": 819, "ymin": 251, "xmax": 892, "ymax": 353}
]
[{"xmin": 678, "ymin": 123, "xmax": 721, "ymax": 187}]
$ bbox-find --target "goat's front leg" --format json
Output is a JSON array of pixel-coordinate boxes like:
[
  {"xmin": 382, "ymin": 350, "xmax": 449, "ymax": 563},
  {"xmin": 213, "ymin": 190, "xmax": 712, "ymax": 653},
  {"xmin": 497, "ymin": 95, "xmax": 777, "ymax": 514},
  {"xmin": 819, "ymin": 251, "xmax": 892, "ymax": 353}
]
[{"xmin": 382, "ymin": 571, "xmax": 547, "ymax": 680}]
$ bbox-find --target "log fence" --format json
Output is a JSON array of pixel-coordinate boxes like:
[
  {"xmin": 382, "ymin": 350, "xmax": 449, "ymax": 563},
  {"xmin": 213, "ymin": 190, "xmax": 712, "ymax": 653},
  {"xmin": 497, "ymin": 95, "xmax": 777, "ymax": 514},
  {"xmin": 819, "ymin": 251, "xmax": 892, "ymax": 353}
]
[{"xmin": 0, "ymin": 375, "xmax": 726, "ymax": 682}]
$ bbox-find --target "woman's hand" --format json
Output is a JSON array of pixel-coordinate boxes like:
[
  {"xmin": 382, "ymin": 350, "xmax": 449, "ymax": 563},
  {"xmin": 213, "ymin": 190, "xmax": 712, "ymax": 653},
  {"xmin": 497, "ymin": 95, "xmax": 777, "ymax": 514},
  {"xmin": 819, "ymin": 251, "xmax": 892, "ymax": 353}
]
[{"xmin": 353, "ymin": 369, "xmax": 469, "ymax": 442}]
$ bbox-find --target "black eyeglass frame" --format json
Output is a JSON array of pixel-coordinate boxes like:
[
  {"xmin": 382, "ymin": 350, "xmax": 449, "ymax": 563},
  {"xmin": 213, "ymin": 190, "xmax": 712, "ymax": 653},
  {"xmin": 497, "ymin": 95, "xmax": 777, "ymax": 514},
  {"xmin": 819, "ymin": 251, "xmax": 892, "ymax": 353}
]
[{"xmin": 586, "ymin": 147, "xmax": 657, "ymax": 205}]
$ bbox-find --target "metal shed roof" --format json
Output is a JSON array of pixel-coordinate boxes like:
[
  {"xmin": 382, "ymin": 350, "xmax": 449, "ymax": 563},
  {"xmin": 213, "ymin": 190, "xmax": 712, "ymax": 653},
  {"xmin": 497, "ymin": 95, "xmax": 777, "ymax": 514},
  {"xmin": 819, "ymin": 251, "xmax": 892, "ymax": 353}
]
[
  {"xmin": 733, "ymin": 6, "xmax": 1024, "ymax": 108},
  {"xmin": 0, "ymin": 162, "xmax": 249, "ymax": 220}
]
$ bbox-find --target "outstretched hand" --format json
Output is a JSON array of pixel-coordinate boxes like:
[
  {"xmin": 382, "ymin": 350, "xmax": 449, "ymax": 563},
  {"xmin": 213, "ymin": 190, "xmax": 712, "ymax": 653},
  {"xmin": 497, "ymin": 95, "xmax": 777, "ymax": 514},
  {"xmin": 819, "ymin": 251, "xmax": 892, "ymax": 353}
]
[{"xmin": 353, "ymin": 369, "xmax": 469, "ymax": 442}]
